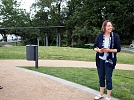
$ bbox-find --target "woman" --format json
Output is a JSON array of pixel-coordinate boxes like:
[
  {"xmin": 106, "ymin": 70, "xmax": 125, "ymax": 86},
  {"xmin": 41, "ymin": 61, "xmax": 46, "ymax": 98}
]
[{"xmin": 93, "ymin": 20, "xmax": 121, "ymax": 100}]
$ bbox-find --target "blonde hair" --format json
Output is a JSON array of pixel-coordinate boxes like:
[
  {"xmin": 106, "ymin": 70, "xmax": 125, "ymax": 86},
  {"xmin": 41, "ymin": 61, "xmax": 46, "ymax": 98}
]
[{"xmin": 101, "ymin": 20, "xmax": 115, "ymax": 32}]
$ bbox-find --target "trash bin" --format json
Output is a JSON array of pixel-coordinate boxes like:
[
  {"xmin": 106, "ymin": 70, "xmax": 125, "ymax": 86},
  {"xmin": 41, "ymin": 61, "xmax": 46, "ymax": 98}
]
[{"xmin": 26, "ymin": 45, "xmax": 38, "ymax": 61}]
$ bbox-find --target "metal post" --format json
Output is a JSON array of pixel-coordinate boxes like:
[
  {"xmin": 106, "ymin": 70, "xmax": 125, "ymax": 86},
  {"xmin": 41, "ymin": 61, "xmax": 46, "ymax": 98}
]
[
  {"xmin": 56, "ymin": 33, "xmax": 59, "ymax": 46},
  {"xmin": 37, "ymin": 37, "xmax": 40, "ymax": 46},
  {"xmin": 59, "ymin": 33, "xmax": 61, "ymax": 47},
  {"xmin": 35, "ymin": 46, "xmax": 38, "ymax": 68},
  {"xmin": 15, "ymin": 42, "xmax": 18, "ymax": 46},
  {"xmin": 46, "ymin": 35, "xmax": 48, "ymax": 46}
]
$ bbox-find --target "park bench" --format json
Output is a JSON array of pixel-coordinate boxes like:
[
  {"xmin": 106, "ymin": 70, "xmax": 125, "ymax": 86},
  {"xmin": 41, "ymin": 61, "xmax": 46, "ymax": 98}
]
[
  {"xmin": 129, "ymin": 40, "xmax": 134, "ymax": 49},
  {"xmin": 85, "ymin": 43, "xmax": 94, "ymax": 48}
]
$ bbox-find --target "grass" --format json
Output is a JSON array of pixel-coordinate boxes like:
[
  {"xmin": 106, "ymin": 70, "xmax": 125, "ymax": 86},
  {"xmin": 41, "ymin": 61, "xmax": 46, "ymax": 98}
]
[
  {"xmin": 0, "ymin": 46, "xmax": 134, "ymax": 64},
  {"xmin": 22, "ymin": 67, "xmax": 134, "ymax": 100},
  {"xmin": 1, "ymin": 46, "xmax": 134, "ymax": 99},
  {"xmin": 0, "ymin": 46, "xmax": 95, "ymax": 61}
]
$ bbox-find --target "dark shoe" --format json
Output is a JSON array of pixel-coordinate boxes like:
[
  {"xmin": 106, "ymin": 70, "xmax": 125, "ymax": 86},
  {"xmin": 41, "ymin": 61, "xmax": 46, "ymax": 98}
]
[{"xmin": 0, "ymin": 86, "xmax": 3, "ymax": 89}]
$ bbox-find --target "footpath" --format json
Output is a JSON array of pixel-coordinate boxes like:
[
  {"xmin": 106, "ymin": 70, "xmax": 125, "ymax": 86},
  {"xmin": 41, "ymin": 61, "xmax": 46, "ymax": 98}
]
[{"xmin": 0, "ymin": 60, "xmax": 134, "ymax": 100}]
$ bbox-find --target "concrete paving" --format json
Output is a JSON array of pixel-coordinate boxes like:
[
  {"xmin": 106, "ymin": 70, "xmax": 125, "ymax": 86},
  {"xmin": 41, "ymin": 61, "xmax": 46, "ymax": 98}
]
[{"xmin": 121, "ymin": 47, "xmax": 134, "ymax": 53}]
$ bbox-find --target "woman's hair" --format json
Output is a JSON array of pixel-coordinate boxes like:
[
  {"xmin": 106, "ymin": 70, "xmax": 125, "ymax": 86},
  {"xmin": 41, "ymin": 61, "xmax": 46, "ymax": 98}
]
[{"xmin": 101, "ymin": 20, "xmax": 115, "ymax": 32}]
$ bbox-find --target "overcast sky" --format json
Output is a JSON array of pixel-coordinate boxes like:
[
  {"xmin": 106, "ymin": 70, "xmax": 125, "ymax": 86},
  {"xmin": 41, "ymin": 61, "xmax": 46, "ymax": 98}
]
[
  {"xmin": 17, "ymin": 0, "xmax": 67, "ymax": 12},
  {"xmin": 17, "ymin": 0, "xmax": 35, "ymax": 12}
]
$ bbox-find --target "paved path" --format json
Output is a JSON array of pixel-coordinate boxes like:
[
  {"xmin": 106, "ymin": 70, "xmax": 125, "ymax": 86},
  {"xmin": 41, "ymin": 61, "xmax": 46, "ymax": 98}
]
[
  {"xmin": 0, "ymin": 60, "xmax": 134, "ymax": 70},
  {"xmin": 1, "ymin": 60, "xmax": 134, "ymax": 100},
  {"xmin": 121, "ymin": 47, "xmax": 134, "ymax": 53}
]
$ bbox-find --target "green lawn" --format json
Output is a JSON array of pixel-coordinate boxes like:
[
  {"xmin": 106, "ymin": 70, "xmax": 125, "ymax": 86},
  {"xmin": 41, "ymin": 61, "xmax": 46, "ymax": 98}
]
[
  {"xmin": 0, "ymin": 46, "xmax": 134, "ymax": 65},
  {"xmin": 22, "ymin": 67, "xmax": 134, "ymax": 100}
]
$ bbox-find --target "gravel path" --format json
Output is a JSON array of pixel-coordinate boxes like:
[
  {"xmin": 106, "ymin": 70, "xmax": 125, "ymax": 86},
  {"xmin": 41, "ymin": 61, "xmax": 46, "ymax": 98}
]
[
  {"xmin": 0, "ymin": 60, "xmax": 134, "ymax": 70},
  {"xmin": 1, "ymin": 60, "xmax": 133, "ymax": 100},
  {"xmin": 0, "ymin": 60, "xmax": 95, "ymax": 100}
]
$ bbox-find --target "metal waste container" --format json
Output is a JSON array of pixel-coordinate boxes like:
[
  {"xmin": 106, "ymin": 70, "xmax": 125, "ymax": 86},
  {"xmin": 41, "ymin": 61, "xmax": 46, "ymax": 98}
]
[{"xmin": 26, "ymin": 45, "xmax": 38, "ymax": 61}]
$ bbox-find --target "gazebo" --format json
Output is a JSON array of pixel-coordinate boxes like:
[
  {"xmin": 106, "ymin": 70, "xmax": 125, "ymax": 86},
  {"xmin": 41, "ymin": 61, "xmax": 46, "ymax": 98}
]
[{"xmin": 0, "ymin": 26, "xmax": 65, "ymax": 46}]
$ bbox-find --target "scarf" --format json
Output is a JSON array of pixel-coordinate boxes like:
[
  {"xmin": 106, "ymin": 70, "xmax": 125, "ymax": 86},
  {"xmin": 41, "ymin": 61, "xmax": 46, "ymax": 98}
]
[{"xmin": 101, "ymin": 32, "xmax": 115, "ymax": 66}]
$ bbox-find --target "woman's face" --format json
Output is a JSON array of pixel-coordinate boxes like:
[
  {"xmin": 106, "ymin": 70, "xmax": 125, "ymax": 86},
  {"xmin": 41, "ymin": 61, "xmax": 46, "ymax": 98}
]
[{"xmin": 105, "ymin": 22, "xmax": 113, "ymax": 33}]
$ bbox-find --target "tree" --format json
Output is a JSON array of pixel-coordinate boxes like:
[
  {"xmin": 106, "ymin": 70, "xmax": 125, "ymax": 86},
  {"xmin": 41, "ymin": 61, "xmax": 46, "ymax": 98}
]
[
  {"xmin": 65, "ymin": 0, "xmax": 134, "ymax": 46},
  {"xmin": 0, "ymin": 0, "xmax": 32, "ymax": 42},
  {"xmin": 65, "ymin": 0, "xmax": 101, "ymax": 47},
  {"xmin": 100, "ymin": 0, "xmax": 134, "ymax": 44},
  {"xmin": 31, "ymin": 0, "xmax": 67, "ymax": 46},
  {"xmin": 0, "ymin": 0, "xmax": 133, "ymax": 45}
]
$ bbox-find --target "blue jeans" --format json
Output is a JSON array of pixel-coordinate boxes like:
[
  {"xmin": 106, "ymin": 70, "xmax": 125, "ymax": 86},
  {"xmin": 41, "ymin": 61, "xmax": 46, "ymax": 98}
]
[{"xmin": 97, "ymin": 59, "xmax": 113, "ymax": 90}]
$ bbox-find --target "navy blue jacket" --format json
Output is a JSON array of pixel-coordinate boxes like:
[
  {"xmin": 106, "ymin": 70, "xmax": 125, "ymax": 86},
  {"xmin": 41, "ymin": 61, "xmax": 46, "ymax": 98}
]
[{"xmin": 93, "ymin": 32, "xmax": 121, "ymax": 69}]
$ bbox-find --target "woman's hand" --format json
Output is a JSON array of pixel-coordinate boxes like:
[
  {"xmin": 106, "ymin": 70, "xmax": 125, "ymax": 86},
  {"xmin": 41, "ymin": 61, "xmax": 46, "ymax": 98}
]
[
  {"xmin": 94, "ymin": 47, "xmax": 117, "ymax": 53},
  {"xmin": 101, "ymin": 48, "xmax": 117, "ymax": 53},
  {"xmin": 94, "ymin": 47, "xmax": 103, "ymax": 53},
  {"xmin": 101, "ymin": 48, "xmax": 110, "ymax": 52},
  {"xmin": 99, "ymin": 48, "xmax": 103, "ymax": 53}
]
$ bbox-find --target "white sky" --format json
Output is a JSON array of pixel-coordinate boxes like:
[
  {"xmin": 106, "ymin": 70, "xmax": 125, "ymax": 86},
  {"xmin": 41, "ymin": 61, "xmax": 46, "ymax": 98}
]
[
  {"xmin": 17, "ymin": 0, "xmax": 67, "ymax": 12},
  {"xmin": 17, "ymin": 0, "xmax": 36, "ymax": 12}
]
